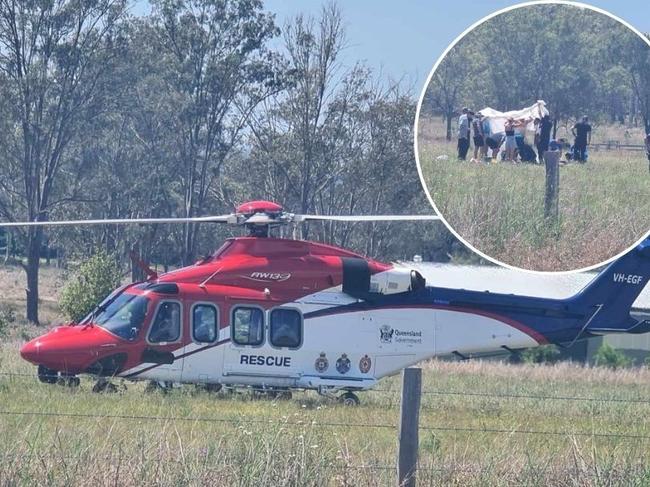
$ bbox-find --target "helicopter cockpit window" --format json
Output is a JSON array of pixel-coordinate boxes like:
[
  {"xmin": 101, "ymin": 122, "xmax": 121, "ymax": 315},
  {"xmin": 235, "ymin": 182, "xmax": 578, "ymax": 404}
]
[
  {"xmin": 193, "ymin": 304, "xmax": 218, "ymax": 343},
  {"xmin": 95, "ymin": 293, "xmax": 149, "ymax": 341},
  {"xmin": 270, "ymin": 308, "xmax": 302, "ymax": 349},
  {"xmin": 148, "ymin": 302, "xmax": 181, "ymax": 343},
  {"xmin": 232, "ymin": 307, "xmax": 264, "ymax": 346}
]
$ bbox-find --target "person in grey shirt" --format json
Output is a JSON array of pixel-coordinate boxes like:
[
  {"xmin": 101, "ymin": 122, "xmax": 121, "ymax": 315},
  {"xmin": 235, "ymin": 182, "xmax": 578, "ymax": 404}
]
[{"xmin": 457, "ymin": 107, "xmax": 471, "ymax": 160}]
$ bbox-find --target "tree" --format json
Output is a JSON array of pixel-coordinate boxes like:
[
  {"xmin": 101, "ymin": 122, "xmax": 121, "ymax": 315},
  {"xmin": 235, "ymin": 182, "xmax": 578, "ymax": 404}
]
[
  {"xmin": 424, "ymin": 47, "xmax": 471, "ymax": 140},
  {"xmin": 147, "ymin": 0, "xmax": 285, "ymax": 264},
  {"xmin": 0, "ymin": 0, "xmax": 127, "ymax": 323},
  {"xmin": 59, "ymin": 250, "xmax": 122, "ymax": 322}
]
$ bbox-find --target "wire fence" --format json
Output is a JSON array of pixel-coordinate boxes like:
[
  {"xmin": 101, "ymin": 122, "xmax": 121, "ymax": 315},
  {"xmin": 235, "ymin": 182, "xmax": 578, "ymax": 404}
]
[{"xmin": 2, "ymin": 408, "xmax": 650, "ymax": 441}]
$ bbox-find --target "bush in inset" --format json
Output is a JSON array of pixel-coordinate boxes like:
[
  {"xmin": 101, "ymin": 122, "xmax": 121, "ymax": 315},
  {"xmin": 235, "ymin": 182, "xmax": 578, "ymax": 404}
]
[
  {"xmin": 59, "ymin": 251, "xmax": 122, "ymax": 322},
  {"xmin": 594, "ymin": 343, "xmax": 631, "ymax": 369},
  {"xmin": 522, "ymin": 344, "xmax": 561, "ymax": 364}
]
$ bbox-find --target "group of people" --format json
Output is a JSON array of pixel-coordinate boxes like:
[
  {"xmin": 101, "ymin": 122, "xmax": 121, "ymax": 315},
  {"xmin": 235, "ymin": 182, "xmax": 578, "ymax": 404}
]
[{"xmin": 456, "ymin": 107, "xmax": 593, "ymax": 165}]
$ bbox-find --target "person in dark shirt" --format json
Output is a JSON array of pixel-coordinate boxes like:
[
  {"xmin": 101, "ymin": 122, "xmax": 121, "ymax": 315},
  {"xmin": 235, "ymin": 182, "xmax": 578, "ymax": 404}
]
[
  {"xmin": 571, "ymin": 116, "xmax": 592, "ymax": 162},
  {"xmin": 536, "ymin": 115, "xmax": 553, "ymax": 163},
  {"xmin": 471, "ymin": 113, "xmax": 485, "ymax": 162}
]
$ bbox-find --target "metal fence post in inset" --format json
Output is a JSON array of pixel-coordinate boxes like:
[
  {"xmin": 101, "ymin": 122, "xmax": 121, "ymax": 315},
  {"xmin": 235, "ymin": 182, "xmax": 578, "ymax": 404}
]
[
  {"xmin": 543, "ymin": 149, "xmax": 560, "ymax": 220},
  {"xmin": 398, "ymin": 367, "xmax": 422, "ymax": 487}
]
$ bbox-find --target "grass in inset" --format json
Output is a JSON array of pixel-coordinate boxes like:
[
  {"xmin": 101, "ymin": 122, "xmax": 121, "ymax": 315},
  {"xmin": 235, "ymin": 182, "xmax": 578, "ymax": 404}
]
[{"xmin": 418, "ymin": 117, "xmax": 650, "ymax": 271}]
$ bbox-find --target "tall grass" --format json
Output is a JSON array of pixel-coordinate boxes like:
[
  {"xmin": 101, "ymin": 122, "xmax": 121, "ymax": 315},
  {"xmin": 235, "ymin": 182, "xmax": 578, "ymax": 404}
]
[
  {"xmin": 3, "ymin": 340, "xmax": 650, "ymax": 486},
  {"xmin": 418, "ymin": 117, "xmax": 650, "ymax": 271}
]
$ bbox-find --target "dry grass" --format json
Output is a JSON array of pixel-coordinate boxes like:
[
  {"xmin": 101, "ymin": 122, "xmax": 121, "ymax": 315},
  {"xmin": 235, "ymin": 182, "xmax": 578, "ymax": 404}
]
[
  {"xmin": 3, "ymin": 333, "xmax": 650, "ymax": 486},
  {"xmin": 417, "ymin": 117, "xmax": 650, "ymax": 271}
]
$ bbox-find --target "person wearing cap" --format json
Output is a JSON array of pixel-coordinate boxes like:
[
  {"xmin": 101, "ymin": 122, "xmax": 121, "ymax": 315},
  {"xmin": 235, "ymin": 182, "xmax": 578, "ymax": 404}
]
[{"xmin": 457, "ymin": 107, "xmax": 471, "ymax": 160}]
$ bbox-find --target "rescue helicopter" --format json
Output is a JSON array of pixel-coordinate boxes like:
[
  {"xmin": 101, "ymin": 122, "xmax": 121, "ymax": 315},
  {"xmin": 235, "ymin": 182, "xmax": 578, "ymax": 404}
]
[{"xmin": 3, "ymin": 200, "xmax": 650, "ymax": 405}]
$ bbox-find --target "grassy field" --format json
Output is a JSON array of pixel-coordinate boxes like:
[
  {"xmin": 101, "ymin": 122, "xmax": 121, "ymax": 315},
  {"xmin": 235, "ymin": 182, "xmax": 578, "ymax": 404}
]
[
  {"xmin": 3, "ymin": 267, "xmax": 650, "ymax": 485},
  {"xmin": 417, "ymin": 117, "xmax": 650, "ymax": 271},
  {"xmin": 3, "ymin": 342, "xmax": 650, "ymax": 486}
]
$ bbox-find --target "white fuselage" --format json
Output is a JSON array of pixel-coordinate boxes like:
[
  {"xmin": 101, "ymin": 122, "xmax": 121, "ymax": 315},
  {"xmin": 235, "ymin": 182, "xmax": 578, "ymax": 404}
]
[{"xmin": 120, "ymin": 285, "xmax": 540, "ymax": 391}]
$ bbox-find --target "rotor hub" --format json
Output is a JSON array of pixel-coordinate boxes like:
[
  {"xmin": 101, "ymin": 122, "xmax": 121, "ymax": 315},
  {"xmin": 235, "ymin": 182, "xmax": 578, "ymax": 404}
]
[{"xmin": 236, "ymin": 200, "xmax": 283, "ymax": 215}]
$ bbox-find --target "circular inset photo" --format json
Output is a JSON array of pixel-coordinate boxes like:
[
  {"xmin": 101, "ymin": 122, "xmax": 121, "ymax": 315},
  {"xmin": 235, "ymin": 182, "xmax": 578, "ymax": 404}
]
[{"xmin": 416, "ymin": 1, "xmax": 650, "ymax": 273}]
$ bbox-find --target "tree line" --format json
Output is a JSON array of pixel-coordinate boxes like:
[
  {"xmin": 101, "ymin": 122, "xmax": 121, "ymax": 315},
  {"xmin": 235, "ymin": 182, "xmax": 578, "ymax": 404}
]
[
  {"xmin": 423, "ymin": 4, "xmax": 650, "ymax": 139},
  {"xmin": 0, "ymin": 0, "xmax": 465, "ymax": 323}
]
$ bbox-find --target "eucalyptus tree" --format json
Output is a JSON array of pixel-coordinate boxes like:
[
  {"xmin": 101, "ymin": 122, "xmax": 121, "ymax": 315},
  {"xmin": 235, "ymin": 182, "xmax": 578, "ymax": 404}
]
[
  {"xmin": 0, "ymin": 0, "xmax": 127, "ymax": 323},
  {"xmin": 147, "ymin": 0, "xmax": 285, "ymax": 265}
]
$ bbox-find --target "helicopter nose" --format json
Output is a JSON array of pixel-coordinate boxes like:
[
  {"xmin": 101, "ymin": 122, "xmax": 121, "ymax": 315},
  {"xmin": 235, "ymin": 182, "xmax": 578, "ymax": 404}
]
[{"xmin": 20, "ymin": 339, "xmax": 40, "ymax": 364}]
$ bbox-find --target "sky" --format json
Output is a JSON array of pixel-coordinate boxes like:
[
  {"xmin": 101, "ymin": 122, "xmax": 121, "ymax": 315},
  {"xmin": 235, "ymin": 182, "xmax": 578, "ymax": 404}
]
[
  {"xmin": 263, "ymin": 0, "xmax": 650, "ymax": 94},
  {"xmin": 131, "ymin": 1, "xmax": 650, "ymax": 94}
]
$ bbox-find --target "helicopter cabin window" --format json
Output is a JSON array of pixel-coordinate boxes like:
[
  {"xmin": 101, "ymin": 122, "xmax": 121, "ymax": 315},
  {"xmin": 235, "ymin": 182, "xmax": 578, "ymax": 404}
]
[
  {"xmin": 232, "ymin": 307, "xmax": 264, "ymax": 346},
  {"xmin": 192, "ymin": 304, "xmax": 218, "ymax": 343},
  {"xmin": 148, "ymin": 302, "xmax": 181, "ymax": 343},
  {"xmin": 270, "ymin": 308, "xmax": 302, "ymax": 349},
  {"xmin": 95, "ymin": 293, "xmax": 149, "ymax": 341}
]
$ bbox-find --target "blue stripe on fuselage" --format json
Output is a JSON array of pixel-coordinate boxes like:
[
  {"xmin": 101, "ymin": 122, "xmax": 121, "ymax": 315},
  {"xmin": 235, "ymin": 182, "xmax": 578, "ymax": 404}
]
[{"xmin": 303, "ymin": 287, "xmax": 589, "ymax": 345}]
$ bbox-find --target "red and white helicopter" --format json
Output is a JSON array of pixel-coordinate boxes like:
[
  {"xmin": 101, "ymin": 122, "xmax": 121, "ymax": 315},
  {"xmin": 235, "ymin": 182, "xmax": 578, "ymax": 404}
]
[{"xmin": 4, "ymin": 200, "xmax": 650, "ymax": 405}]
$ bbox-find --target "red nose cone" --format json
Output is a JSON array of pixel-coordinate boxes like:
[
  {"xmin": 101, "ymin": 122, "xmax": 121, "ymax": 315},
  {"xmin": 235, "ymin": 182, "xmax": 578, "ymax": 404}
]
[{"xmin": 20, "ymin": 339, "xmax": 40, "ymax": 364}]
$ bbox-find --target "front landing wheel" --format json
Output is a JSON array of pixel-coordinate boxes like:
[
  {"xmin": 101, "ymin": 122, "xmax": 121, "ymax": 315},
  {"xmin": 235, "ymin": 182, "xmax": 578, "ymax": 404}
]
[
  {"xmin": 339, "ymin": 391, "xmax": 360, "ymax": 406},
  {"xmin": 37, "ymin": 365, "xmax": 58, "ymax": 384},
  {"xmin": 92, "ymin": 379, "xmax": 118, "ymax": 393}
]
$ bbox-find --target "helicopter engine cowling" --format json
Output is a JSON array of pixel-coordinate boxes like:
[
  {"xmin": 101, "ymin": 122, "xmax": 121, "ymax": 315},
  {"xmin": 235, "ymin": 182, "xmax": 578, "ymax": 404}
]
[
  {"xmin": 370, "ymin": 268, "xmax": 426, "ymax": 294},
  {"xmin": 341, "ymin": 257, "xmax": 425, "ymax": 296}
]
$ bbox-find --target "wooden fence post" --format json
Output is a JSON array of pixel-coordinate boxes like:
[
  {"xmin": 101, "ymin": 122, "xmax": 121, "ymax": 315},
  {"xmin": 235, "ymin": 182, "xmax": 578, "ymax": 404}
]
[
  {"xmin": 398, "ymin": 367, "xmax": 422, "ymax": 487},
  {"xmin": 543, "ymin": 149, "xmax": 560, "ymax": 220}
]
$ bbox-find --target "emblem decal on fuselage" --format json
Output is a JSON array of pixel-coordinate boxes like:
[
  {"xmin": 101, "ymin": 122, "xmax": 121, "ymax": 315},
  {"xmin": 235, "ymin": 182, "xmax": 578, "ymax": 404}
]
[
  {"xmin": 359, "ymin": 354, "xmax": 372, "ymax": 374},
  {"xmin": 336, "ymin": 354, "xmax": 351, "ymax": 374},
  {"xmin": 380, "ymin": 325, "xmax": 394, "ymax": 344},
  {"xmin": 242, "ymin": 272, "xmax": 292, "ymax": 282},
  {"xmin": 315, "ymin": 352, "xmax": 329, "ymax": 373}
]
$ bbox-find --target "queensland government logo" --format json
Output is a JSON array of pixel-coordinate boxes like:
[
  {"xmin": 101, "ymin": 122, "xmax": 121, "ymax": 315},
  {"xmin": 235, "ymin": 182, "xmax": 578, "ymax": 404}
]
[
  {"xmin": 380, "ymin": 325, "xmax": 394, "ymax": 344},
  {"xmin": 380, "ymin": 325, "xmax": 422, "ymax": 345}
]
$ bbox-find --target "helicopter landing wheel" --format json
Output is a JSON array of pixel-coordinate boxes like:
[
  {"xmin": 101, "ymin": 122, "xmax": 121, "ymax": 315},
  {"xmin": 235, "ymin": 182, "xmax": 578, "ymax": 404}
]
[
  {"xmin": 339, "ymin": 391, "xmax": 360, "ymax": 406},
  {"xmin": 92, "ymin": 379, "xmax": 118, "ymax": 393},
  {"xmin": 145, "ymin": 380, "xmax": 173, "ymax": 393},
  {"xmin": 60, "ymin": 375, "xmax": 80, "ymax": 388},
  {"xmin": 37, "ymin": 365, "xmax": 58, "ymax": 384},
  {"xmin": 204, "ymin": 383, "xmax": 222, "ymax": 393},
  {"xmin": 273, "ymin": 390, "xmax": 292, "ymax": 400}
]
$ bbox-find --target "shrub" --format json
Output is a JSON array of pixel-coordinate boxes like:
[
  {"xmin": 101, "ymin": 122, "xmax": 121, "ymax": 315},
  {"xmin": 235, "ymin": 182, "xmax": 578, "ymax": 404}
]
[
  {"xmin": 59, "ymin": 251, "xmax": 122, "ymax": 322},
  {"xmin": 593, "ymin": 343, "xmax": 631, "ymax": 369},
  {"xmin": 522, "ymin": 345, "xmax": 561, "ymax": 364}
]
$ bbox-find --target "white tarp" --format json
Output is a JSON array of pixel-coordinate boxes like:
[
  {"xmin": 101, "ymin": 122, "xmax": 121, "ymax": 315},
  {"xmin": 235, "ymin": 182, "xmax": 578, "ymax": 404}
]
[{"xmin": 479, "ymin": 100, "xmax": 549, "ymax": 136}]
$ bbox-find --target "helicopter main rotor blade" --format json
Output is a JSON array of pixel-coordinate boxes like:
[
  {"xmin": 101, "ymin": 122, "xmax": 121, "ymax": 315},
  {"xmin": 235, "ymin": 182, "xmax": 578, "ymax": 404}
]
[
  {"xmin": 295, "ymin": 214, "xmax": 441, "ymax": 222},
  {"xmin": 0, "ymin": 215, "xmax": 235, "ymax": 228}
]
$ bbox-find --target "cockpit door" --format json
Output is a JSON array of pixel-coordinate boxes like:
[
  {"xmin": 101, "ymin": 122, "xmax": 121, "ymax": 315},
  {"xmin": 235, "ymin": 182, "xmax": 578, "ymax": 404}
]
[{"xmin": 141, "ymin": 300, "xmax": 184, "ymax": 380}]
